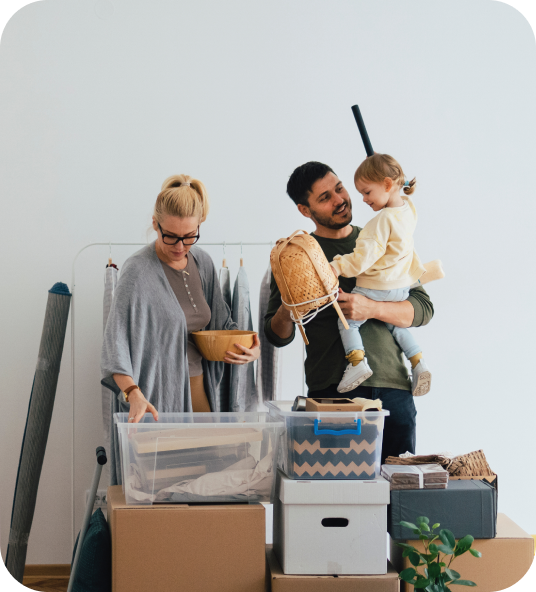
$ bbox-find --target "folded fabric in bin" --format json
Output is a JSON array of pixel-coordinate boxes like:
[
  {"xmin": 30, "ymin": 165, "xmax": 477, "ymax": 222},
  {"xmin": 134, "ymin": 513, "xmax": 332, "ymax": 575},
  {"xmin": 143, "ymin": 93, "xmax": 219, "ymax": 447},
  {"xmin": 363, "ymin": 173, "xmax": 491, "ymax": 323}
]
[
  {"xmin": 291, "ymin": 421, "xmax": 379, "ymax": 479},
  {"xmin": 126, "ymin": 452, "xmax": 275, "ymax": 503},
  {"xmin": 381, "ymin": 463, "xmax": 448, "ymax": 490},
  {"xmin": 388, "ymin": 479, "xmax": 497, "ymax": 539},
  {"xmin": 157, "ymin": 452, "xmax": 274, "ymax": 502}
]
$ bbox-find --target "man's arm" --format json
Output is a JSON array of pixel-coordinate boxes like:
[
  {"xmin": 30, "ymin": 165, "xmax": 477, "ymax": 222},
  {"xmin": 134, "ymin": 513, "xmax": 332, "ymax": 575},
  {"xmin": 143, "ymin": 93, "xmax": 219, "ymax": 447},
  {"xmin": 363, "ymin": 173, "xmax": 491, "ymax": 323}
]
[
  {"xmin": 263, "ymin": 272, "xmax": 296, "ymax": 346},
  {"xmin": 337, "ymin": 284, "xmax": 434, "ymax": 329}
]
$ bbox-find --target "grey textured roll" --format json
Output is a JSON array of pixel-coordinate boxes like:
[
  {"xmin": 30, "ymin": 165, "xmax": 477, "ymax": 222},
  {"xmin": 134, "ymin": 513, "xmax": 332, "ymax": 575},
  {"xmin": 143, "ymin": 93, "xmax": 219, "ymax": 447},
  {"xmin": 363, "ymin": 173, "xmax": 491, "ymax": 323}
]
[{"xmin": 5, "ymin": 282, "xmax": 71, "ymax": 582}]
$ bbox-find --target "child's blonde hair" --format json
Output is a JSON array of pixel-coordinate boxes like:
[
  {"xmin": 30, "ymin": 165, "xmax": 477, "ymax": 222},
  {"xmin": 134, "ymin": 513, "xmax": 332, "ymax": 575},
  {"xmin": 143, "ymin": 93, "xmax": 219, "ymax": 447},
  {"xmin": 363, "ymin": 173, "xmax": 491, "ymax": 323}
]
[
  {"xmin": 154, "ymin": 174, "xmax": 210, "ymax": 224},
  {"xmin": 354, "ymin": 153, "xmax": 416, "ymax": 196}
]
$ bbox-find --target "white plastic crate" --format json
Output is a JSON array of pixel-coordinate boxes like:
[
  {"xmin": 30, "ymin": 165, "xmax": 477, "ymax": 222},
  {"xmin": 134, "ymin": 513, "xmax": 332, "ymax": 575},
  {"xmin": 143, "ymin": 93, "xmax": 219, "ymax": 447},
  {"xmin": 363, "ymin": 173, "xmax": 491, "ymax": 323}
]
[{"xmin": 115, "ymin": 412, "xmax": 284, "ymax": 505}]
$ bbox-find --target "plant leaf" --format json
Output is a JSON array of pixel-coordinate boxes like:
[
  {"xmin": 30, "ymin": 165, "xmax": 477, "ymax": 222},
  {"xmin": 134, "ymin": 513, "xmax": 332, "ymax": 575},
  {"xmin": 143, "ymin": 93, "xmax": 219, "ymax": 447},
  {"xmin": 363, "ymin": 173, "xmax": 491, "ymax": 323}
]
[
  {"xmin": 421, "ymin": 523, "xmax": 431, "ymax": 532},
  {"xmin": 445, "ymin": 568, "xmax": 460, "ymax": 581},
  {"xmin": 399, "ymin": 568, "xmax": 417, "ymax": 582},
  {"xmin": 409, "ymin": 552, "xmax": 421, "ymax": 567},
  {"xmin": 419, "ymin": 534, "xmax": 429, "ymax": 541},
  {"xmin": 396, "ymin": 543, "xmax": 417, "ymax": 550},
  {"xmin": 469, "ymin": 548, "xmax": 482, "ymax": 558},
  {"xmin": 432, "ymin": 523, "xmax": 440, "ymax": 530},
  {"xmin": 400, "ymin": 521, "xmax": 418, "ymax": 530},
  {"xmin": 413, "ymin": 529, "xmax": 422, "ymax": 536},
  {"xmin": 460, "ymin": 535, "xmax": 474, "ymax": 545},
  {"xmin": 417, "ymin": 516, "xmax": 430, "ymax": 525},
  {"xmin": 436, "ymin": 544, "xmax": 454, "ymax": 555},
  {"xmin": 428, "ymin": 562, "xmax": 441, "ymax": 579},
  {"xmin": 413, "ymin": 579, "xmax": 431, "ymax": 589},
  {"xmin": 451, "ymin": 580, "xmax": 477, "ymax": 587},
  {"xmin": 428, "ymin": 543, "xmax": 438, "ymax": 553},
  {"xmin": 440, "ymin": 529, "xmax": 456, "ymax": 548}
]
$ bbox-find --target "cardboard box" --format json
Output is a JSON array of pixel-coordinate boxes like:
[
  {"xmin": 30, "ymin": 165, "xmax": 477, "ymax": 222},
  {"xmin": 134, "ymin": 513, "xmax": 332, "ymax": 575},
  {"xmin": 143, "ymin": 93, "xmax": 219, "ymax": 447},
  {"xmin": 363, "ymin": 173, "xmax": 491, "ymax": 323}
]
[
  {"xmin": 266, "ymin": 545, "xmax": 400, "ymax": 591},
  {"xmin": 390, "ymin": 513, "xmax": 535, "ymax": 592},
  {"xmin": 273, "ymin": 471, "xmax": 390, "ymax": 574},
  {"xmin": 388, "ymin": 479, "xmax": 497, "ymax": 539},
  {"xmin": 108, "ymin": 485, "xmax": 265, "ymax": 592},
  {"xmin": 305, "ymin": 398, "xmax": 362, "ymax": 412}
]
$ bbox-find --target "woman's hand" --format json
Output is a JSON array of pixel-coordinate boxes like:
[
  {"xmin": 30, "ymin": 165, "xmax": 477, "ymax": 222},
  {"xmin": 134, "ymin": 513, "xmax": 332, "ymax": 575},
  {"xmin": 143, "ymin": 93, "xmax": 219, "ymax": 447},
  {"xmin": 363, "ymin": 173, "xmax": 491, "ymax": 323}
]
[
  {"xmin": 128, "ymin": 389, "xmax": 159, "ymax": 424},
  {"xmin": 224, "ymin": 334, "xmax": 261, "ymax": 365}
]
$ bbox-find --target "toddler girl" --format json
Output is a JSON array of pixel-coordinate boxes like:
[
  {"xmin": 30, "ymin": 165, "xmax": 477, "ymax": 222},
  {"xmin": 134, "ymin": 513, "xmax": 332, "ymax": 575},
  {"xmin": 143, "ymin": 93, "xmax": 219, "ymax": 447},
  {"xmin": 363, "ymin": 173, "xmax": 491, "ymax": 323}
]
[{"xmin": 330, "ymin": 153, "xmax": 431, "ymax": 396}]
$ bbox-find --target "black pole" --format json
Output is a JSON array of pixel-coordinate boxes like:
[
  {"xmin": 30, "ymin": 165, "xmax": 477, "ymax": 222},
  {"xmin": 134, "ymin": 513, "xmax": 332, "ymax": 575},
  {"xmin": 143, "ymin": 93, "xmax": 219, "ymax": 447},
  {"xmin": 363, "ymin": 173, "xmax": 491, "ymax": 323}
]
[{"xmin": 351, "ymin": 105, "xmax": 374, "ymax": 157}]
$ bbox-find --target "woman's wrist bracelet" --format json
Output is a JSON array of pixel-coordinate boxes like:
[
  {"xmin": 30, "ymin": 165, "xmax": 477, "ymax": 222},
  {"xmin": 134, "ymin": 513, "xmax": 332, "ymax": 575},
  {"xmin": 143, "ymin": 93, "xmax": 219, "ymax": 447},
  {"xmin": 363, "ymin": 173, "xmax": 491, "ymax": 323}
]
[{"xmin": 123, "ymin": 384, "xmax": 140, "ymax": 403}]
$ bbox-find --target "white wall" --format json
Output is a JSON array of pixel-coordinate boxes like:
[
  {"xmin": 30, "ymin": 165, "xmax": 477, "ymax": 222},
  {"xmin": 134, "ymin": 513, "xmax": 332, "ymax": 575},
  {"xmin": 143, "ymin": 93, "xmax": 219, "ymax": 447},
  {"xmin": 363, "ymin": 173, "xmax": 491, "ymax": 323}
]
[{"xmin": 0, "ymin": 0, "xmax": 535, "ymax": 564}]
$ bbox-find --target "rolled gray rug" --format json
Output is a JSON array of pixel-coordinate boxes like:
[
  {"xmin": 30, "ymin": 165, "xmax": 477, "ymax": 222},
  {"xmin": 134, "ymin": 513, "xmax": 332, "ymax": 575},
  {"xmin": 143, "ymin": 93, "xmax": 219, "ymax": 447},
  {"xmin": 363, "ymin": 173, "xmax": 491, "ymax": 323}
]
[{"xmin": 5, "ymin": 282, "xmax": 71, "ymax": 582}]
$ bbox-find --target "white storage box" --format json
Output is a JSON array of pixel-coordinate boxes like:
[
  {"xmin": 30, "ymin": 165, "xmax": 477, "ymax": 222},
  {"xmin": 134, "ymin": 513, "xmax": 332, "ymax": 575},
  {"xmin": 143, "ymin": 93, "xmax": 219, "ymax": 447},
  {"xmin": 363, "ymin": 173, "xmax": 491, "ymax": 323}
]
[
  {"xmin": 266, "ymin": 401, "xmax": 389, "ymax": 480},
  {"xmin": 115, "ymin": 412, "xmax": 284, "ymax": 505},
  {"xmin": 273, "ymin": 471, "xmax": 390, "ymax": 575}
]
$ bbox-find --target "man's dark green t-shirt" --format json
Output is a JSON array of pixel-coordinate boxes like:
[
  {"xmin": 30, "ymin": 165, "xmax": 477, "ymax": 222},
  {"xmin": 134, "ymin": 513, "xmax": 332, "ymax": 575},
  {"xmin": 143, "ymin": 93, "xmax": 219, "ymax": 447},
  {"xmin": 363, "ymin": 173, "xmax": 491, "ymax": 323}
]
[{"xmin": 263, "ymin": 226, "xmax": 434, "ymax": 392}]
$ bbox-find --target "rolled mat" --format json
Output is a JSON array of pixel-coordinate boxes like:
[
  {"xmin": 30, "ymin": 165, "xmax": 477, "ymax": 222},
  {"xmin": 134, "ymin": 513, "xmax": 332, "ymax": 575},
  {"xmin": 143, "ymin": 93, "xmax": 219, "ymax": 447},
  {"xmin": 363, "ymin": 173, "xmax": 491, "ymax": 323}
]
[{"xmin": 5, "ymin": 282, "xmax": 71, "ymax": 582}]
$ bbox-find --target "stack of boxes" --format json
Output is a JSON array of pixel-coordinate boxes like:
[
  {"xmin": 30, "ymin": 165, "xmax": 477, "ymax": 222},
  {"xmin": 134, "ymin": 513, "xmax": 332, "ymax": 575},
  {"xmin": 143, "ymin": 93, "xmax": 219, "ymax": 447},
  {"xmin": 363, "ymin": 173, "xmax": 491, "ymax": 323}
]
[
  {"xmin": 108, "ymin": 411, "xmax": 284, "ymax": 592},
  {"xmin": 107, "ymin": 405, "xmax": 534, "ymax": 592},
  {"xmin": 385, "ymin": 457, "xmax": 534, "ymax": 592},
  {"xmin": 266, "ymin": 400, "xmax": 400, "ymax": 591}
]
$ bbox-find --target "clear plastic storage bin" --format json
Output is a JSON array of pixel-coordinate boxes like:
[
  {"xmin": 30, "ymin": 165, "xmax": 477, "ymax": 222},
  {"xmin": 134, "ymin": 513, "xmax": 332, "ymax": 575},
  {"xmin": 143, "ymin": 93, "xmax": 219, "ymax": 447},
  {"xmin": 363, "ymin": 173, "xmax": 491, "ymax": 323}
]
[
  {"xmin": 115, "ymin": 412, "xmax": 284, "ymax": 505},
  {"xmin": 266, "ymin": 401, "xmax": 389, "ymax": 480}
]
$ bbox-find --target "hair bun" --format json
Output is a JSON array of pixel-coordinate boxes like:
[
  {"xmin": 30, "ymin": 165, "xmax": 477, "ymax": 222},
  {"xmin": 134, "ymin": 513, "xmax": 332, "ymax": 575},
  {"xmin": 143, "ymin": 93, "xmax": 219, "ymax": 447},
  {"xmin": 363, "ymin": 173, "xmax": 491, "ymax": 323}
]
[{"xmin": 161, "ymin": 174, "xmax": 191, "ymax": 191}]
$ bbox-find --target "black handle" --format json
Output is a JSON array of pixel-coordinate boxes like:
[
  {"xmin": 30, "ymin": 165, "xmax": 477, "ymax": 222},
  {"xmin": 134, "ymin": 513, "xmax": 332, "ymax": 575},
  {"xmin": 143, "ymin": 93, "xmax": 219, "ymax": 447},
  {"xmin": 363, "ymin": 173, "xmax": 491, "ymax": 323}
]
[
  {"xmin": 96, "ymin": 446, "xmax": 107, "ymax": 466},
  {"xmin": 351, "ymin": 105, "xmax": 374, "ymax": 157}
]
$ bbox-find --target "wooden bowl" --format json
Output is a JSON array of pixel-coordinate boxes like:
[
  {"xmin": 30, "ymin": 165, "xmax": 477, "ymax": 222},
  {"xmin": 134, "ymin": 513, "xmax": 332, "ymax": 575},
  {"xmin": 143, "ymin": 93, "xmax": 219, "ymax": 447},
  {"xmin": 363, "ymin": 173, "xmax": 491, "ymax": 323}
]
[{"xmin": 191, "ymin": 330, "xmax": 257, "ymax": 362}]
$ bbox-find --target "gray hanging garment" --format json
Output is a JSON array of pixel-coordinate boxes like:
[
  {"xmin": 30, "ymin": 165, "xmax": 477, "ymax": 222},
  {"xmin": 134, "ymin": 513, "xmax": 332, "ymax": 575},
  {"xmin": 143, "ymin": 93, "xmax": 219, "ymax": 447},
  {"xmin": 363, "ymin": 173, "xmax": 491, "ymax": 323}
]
[
  {"xmin": 102, "ymin": 263, "xmax": 118, "ymax": 487},
  {"xmin": 216, "ymin": 264, "xmax": 232, "ymax": 412},
  {"xmin": 257, "ymin": 265, "xmax": 282, "ymax": 403},
  {"xmin": 230, "ymin": 265, "xmax": 258, "ymax": 412}
]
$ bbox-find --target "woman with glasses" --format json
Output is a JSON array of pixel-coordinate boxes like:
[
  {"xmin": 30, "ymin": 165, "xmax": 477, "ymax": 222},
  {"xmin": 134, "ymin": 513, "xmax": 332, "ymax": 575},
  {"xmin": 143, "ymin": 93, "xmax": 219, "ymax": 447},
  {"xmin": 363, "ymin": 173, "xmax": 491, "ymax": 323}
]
[{"xmin": 101, "ymin": 174, "xmax": 260, "ymax": 474}]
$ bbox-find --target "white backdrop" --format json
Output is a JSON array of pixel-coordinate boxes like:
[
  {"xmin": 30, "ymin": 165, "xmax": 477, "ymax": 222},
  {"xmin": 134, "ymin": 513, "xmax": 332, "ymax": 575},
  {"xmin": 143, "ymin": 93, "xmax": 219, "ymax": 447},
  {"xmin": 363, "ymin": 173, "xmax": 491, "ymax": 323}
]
[{"xmin": 0, "ymin": 0, "xmax": 535, "ymax": 584}]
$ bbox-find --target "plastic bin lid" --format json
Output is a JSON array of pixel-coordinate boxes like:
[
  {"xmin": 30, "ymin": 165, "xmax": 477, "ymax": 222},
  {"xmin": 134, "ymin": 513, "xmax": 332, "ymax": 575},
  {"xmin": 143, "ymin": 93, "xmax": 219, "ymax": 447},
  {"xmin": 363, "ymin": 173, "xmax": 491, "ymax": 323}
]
[
  {"xmin": 278, "ymin": 471, "xmax": 390, "ymax": 505},
  {"xmin": 266, "ymin": 401, "xmax": 389, "ymax": 418}
]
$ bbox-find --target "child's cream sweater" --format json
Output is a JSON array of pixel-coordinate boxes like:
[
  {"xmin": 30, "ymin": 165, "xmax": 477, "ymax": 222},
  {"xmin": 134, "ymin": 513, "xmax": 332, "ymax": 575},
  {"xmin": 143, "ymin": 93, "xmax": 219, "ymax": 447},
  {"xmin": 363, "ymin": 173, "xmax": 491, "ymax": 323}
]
[{"xmin": 331, "ymin": 197, "xmax": 426, "ymax": 290}]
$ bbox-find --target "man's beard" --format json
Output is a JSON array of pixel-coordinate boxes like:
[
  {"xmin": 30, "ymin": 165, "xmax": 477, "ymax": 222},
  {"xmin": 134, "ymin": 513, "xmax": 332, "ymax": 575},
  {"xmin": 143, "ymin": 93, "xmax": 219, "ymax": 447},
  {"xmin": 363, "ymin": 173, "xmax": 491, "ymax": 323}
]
[{"xmin": 309, "ymin": 200, "xmax": 353, "ymax": 230}]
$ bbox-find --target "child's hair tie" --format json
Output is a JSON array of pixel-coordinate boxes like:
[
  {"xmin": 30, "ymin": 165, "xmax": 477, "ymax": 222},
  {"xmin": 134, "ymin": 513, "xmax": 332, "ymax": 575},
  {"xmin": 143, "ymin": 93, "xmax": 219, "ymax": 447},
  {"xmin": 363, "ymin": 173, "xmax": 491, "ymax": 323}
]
[{"xmin": 403, "ymin": 179, "xmax": 410, "ymax": 187}]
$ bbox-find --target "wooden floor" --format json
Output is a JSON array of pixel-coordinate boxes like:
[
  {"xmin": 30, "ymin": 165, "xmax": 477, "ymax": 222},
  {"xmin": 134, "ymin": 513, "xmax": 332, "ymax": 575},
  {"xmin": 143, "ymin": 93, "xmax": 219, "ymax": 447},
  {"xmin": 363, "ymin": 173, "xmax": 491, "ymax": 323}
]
[{"xmin": 22, "ymin": 577, "xmax": 69, "ymax": 592}]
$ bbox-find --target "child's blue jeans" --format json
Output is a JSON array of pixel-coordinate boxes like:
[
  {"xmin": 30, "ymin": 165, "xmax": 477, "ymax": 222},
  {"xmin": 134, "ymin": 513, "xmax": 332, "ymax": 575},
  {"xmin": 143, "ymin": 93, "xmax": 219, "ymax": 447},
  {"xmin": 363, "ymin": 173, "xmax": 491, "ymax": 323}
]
[{"xmin": 338, "ymin": 286, "xmax": 421, "ymax": 360}]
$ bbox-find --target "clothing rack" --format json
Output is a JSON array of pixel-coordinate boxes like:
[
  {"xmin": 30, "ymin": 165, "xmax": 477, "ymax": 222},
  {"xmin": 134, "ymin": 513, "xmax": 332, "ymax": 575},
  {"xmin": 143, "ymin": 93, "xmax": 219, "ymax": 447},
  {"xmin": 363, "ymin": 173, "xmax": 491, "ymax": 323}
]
[{"xmin": 69, "ymin": 241, "xmax": 305, "ymax": 546}]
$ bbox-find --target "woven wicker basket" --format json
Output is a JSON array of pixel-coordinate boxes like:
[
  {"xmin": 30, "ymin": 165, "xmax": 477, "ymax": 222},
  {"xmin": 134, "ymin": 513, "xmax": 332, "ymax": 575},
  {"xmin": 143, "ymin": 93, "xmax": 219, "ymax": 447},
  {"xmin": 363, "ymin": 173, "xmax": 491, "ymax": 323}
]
[
  {"xmin": 270, "ymin": 230, "xmax": 349, "ymax": 344},
  {"xmin": 384, "ymin": 449, "xmax": 494, "ymax": 477}
]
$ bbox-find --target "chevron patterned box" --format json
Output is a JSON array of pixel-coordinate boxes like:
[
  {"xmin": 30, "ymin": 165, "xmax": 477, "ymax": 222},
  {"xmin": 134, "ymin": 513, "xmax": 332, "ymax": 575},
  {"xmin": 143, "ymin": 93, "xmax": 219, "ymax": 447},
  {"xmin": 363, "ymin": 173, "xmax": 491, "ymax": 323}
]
[
  {"xmin": 273, "ymin": 470, "xmax": 391, "ymax": 574},
  {"xmin": 266, "ymin": 401, "xmax": 389, "ymax": 480}
]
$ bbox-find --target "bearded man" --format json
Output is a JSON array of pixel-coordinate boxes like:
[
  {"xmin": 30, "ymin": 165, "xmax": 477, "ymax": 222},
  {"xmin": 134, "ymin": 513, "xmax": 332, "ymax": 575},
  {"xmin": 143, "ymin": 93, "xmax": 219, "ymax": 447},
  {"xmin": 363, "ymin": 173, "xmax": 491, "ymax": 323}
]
[{"xmin": 263, "ymin": 162, "xmax": 434, "ymax": 461}]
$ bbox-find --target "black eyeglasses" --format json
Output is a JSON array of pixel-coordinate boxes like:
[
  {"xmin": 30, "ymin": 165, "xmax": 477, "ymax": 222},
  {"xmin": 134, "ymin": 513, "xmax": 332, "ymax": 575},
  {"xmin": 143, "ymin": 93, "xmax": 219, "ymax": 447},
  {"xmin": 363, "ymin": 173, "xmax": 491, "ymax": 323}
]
[{"xmin": 158, "ymin": 222, "xmax": 200, "ymax": 246}]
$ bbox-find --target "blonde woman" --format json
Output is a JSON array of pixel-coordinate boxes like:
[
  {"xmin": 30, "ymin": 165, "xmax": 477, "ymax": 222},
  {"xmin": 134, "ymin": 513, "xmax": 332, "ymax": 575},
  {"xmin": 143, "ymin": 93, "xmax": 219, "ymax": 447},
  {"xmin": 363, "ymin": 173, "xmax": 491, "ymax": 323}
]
[{"xmin": 101, "ymin": 174, "xmax": 260, "ymax": 484}]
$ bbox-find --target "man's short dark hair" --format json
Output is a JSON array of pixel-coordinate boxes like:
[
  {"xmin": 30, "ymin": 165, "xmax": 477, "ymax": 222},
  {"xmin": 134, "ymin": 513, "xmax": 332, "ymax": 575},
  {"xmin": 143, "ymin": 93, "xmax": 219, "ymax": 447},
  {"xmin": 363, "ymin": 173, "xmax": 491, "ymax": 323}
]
[{"xmin": 286, "ymin": 161, "xmax": 335, "ymax": 206}]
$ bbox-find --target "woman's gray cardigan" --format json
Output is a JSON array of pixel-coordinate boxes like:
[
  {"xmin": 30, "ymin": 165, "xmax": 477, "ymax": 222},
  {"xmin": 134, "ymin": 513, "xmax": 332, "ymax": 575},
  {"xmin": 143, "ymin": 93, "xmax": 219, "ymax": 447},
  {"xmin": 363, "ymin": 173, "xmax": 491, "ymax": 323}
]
[{"xmin": 101, "ymin": 242, "xmax": 237, "ymax": 485}]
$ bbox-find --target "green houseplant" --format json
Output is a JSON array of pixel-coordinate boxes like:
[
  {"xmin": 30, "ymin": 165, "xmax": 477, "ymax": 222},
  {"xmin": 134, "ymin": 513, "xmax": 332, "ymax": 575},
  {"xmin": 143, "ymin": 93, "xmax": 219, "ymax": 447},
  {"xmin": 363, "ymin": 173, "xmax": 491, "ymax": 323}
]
[{"xmin": 396, "ymin": 516, "xmax": 482, "ymax": 591}]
